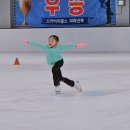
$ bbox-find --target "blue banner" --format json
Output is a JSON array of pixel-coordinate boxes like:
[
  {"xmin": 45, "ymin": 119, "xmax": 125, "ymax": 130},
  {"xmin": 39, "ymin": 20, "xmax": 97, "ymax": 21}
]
[{"xmin": 14, "ymin": 0, "xmax": 116, "ymax": 27}]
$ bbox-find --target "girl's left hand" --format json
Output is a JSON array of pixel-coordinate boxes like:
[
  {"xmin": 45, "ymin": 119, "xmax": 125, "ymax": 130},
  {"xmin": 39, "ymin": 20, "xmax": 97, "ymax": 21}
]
[{"xmin": 76, "ymin": 42, "xmax": 86, "ymax": 49}]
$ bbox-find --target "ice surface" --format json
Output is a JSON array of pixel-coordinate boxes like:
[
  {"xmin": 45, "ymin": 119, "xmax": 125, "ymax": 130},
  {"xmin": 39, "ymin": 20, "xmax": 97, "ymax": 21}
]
[{"xmin": 0, "ymin": 53, "xmax": 130, "ymax": 130}]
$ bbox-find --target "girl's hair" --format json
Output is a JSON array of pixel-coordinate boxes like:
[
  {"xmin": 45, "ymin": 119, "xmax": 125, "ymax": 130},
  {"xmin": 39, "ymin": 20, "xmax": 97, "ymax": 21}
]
[{"xmin": 49, "ymin": 35, "xmax": 59, "ymax": 42}]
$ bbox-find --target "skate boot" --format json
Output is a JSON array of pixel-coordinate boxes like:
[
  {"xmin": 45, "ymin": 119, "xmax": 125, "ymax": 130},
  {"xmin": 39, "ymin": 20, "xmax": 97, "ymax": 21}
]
[
  {"xmin": 55, "ymin": 85, "xmax": 61, "ymax": 94},
  {"xmin": 74, "ymin": 81, "xmax": 82, "ymax": 92}
]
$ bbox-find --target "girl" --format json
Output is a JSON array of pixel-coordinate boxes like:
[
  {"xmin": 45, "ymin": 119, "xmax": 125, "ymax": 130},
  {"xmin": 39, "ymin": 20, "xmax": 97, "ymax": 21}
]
[{"xmin": 21, "ymin": 35, "xmax": 85, "ymax": 94}]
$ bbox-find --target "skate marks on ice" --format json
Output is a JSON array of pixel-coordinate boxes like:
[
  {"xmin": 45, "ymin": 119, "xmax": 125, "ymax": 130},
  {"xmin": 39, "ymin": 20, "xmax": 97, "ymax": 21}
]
[
  {"xmin": 82, "ymin": 89, "xmax": 121, "ymax": 97},
  {"xmin": 75, "ymin": 79, "xmax": 130, "ymax": 98}
]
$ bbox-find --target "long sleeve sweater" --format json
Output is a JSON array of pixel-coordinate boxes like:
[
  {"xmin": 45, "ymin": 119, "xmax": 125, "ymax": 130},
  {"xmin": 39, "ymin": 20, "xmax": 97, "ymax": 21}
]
[{"xmin": 29, "ymin": 41, "xmax": 76, "ymax": 65}]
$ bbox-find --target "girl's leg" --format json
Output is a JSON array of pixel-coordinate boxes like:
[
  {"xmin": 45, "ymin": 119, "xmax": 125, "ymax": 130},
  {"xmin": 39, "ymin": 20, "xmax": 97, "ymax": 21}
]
[
  {"xmin": 61, "ymin": 77, "xmax": 74, "ymax": 87},
  {"xmin": 52, "ymin": 59, "xmax": 64, "ymax": 86},
  {"xmin": 52, "ymin": 59, "xmax": 75, "ymax": 87}
]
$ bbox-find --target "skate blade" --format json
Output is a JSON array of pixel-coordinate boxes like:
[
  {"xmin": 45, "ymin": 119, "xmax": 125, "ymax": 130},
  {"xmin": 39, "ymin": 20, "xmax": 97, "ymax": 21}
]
[{"xmin": 55, "ymin": 91, "xmax": 61, "ymax": 94}]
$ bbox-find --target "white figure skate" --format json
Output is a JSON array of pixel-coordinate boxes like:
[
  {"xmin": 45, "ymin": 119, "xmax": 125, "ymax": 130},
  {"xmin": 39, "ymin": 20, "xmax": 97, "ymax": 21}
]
[
  {"xmin": 74, "ymin": 81, "xmax": 82, "ymax": 92},
  {"xmin": 55, "ymin": 86, "xmax": 61, "ymax": 94}
]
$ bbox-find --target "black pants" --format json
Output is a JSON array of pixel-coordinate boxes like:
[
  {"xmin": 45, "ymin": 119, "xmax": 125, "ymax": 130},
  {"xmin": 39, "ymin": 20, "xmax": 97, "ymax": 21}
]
[{"xmin": 52, "ymin": 59, "xmax": 74, "ymax": 87}]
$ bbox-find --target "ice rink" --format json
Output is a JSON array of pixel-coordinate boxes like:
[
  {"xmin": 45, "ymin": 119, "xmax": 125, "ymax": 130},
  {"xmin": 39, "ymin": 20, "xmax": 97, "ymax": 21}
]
[{"xmin": 0, "ymin": 53, "xmax": 130, "ymax": 130}]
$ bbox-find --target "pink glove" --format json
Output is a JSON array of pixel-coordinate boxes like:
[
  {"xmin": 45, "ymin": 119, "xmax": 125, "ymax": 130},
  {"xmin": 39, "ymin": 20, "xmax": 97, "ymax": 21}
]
[
  {"xmin": 76, "ymin": 42, "xmax": 86, "ymax": 49},
  {"xmin": 21, "ymin": 37, "xmax": 29, "ymax": 44}
]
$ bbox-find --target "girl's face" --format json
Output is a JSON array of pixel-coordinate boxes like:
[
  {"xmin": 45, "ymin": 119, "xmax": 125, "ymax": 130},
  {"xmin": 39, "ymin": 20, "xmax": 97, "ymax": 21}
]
[{"xmin": 48, "ymin": 37, "xmax": 58, "ymax": 48}]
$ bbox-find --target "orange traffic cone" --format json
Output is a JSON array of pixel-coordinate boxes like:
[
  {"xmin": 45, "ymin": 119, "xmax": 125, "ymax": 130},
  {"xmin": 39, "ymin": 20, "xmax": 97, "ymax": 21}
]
[{"xmin": 14, "ymin": 57, "xmax": 20, "ymax": 65}]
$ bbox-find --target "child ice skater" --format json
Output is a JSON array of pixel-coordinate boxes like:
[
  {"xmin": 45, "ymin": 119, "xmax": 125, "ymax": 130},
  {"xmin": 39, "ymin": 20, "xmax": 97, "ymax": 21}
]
[{"xmin": 21, "ymin": 35, "xmax": 85, "ymax": 94}]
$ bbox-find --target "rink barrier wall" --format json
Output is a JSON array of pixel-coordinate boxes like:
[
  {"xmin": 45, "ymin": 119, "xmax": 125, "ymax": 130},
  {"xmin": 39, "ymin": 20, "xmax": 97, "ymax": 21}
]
[{"xmin": 0, "ymin": 27, "xmax": 130, "ymax": 53}]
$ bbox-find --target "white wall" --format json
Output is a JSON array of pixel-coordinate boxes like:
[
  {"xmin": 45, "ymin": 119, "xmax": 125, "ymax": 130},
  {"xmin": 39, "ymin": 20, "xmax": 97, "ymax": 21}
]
[
  {"xmin": 0, "ymin": 0, "xmax": 10, "ymax": 28},
  {"xmin": 0, "ymin": 28, "xmax": 130, "ymax": 53},
  {"xmin": 116, "ymin": 0, "xmax": 130, "ymax": 26}
]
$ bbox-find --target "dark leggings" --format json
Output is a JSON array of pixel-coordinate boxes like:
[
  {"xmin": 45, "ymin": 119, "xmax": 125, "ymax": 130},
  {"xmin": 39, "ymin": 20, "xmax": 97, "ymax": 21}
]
[{"xmin": 52, "ymin": 59, "xmax": 74, "ymax": 87}]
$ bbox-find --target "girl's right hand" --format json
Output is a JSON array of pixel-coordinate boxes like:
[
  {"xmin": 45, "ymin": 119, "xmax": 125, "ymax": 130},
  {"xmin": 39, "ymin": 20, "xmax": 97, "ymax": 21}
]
[
  {"xmin": 21, "ymin": 37, "xmax": 29, "ymax": 44},
  {"xmin": 76, "ymin": 42, "xmax": 86, "ymax": 49}
]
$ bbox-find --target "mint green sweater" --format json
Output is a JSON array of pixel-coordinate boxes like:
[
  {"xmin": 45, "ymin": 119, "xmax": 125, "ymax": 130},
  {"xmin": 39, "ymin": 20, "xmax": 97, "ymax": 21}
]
[{"xmin": 29, "ymin": 41, "xmax": 76, "ymax": 65}]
